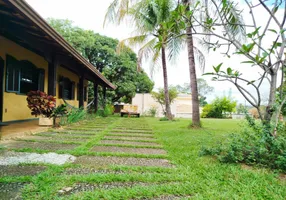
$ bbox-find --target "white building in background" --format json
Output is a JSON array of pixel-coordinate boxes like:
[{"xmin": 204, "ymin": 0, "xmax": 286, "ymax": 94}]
[{"xmin": 132, "ymin": 93, "xmax": 194, "ymax": 118}]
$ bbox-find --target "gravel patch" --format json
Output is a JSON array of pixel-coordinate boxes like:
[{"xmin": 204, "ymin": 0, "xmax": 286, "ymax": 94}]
[
  {"xmin": 113, "ymin": 129, "xmax": 153, "ymax": 133},
  {"xmin": 133, "ymin": 195, "xmax": 192, "ymax": 200},
  {"xmin": 63, "ymin": 168, "xmax": 124, "ymax": 175},
  {"xmin": 17, "ymin": 136, "xmax": 89, "ymax": 143},
  {"xmin": 74, "ymin": 156, "xmax": 172, "ymax": 167},
  {"xmin": 112, "ymin": 130, "xmax": 153, "ymax": 134},
  {"xmin": 0, "ymin": 165, "xmax": 46, "ymax": 177},
  {"xmin": 3, "ymin": 141, "xmax": 78, "ymax": 151},
  {"xmin": 55, "ymin": 130, "xmax": 99, "ymax": 135},
  {"xmin": 58, "ymin": 182, "xmax": 151, "ymax": 196},
  {"xmin": 66, "ymin": 127, "xmax": 104, "ymax": 131},
  {"xmin": 91, "ymin": 146, "xmax": 167, "ymax": 155},
  {"xmin": 37, "ymin": 132, "xmax": 93, "ymax": 139},
  {"xmin": 108, "ymin": 132, "xmax": 154, "ymax": 137},
  {"xmin": 100, "ymin": 140, "xmax": 162, "ymax": 147},
  {"xmin": 0, "ymin": 151, "xmax": 76, "ymax": 165},
  {"xmin": 104, "ymin": 136, "xmax": 156, "ymax": 141},
  {"xmin": 0, "ymin": 182, "xmax": 26, "ymax": 200}
]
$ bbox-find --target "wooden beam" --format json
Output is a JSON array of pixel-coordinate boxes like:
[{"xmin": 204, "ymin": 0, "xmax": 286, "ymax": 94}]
[
  {"xmin": 103, "ymin": 86, "xmax": 107, "ymax": 108},
  {"xmin": 48, "ymin": 56, "xmax": 58, "ymax": 96},
  {"xmin": 78, "ymin": 74, "xmax": 84, "ymax": 108},
  {"xmin": 93, "ymin": 83, "xmax": 98, "ymax": 113}
]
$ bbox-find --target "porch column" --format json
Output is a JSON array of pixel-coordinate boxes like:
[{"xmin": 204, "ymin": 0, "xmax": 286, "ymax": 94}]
[
  {"xmin": 79, "ymin": 74, "xmax": 84, "ymax": 108},
  {"xmin": 103, "ymin": 86, "xmax": 107, "ymax": 108},
  {"xmin": 48, "ymin": 57, "xmax": 58, "ymax": 96},
  {"xmin": 93, "ymin": 83, "xmax": 98, "ymax": 112}
]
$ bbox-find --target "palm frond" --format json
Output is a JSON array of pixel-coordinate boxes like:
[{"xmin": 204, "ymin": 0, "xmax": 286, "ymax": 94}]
[
  {"xmin": 193, "ymin": 46, "xmax": 206, "ymax": 73},
  {"xmin": 217, "ymin": 0, "xmax": 246, "ymax": 42},
  {"xmin": 103, "ymin": 0, "xmax": 120, "ymax": 27},
  {"xmin": 137, "ymin": 38, "xmax": 158, "ymax": 71}
]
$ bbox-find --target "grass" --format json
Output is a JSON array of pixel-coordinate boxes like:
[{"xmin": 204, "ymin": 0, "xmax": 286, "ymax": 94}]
[{"xmin": 1, "ymin": 117, "xmax": 285, "ymax": 199}]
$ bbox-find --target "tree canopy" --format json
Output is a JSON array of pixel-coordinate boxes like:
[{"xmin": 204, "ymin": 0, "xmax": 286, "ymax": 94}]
[{"xmin": 48, "ymin": 18, "xmax": 154, "ymax": 104}]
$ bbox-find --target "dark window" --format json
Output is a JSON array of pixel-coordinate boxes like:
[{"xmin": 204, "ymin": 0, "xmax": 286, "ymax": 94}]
[
  {"xmin": 59, "ymin": 76, "xmax": 75, "ymax": 100},
  {"xmin": 6, "ymin": 55, "xmax": 45, "ymax": 94}
]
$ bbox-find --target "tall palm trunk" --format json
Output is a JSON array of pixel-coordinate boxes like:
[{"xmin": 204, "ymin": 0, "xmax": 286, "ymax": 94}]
[
  {"xmin": 186, "ymin": 26, "xmax": 200, "ymax": 127},
  {"xmin": 161, "ymin": 45, "xmax": 172, "ymax": 120}
]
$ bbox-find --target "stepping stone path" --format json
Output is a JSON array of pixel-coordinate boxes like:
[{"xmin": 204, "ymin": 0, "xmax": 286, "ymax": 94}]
[{"xmin": 0, "ymin": 118, "xmax": 188, "ymax": 199}]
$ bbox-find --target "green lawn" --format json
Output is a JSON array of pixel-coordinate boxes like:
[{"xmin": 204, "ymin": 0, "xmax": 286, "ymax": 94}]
[
  {"xmin": 147, "ymin": 118, "xmax": 285, "ymax": 199},
  {"xmin": 1, "ymin": 117, "xmax": 285, "ymax": 199}
]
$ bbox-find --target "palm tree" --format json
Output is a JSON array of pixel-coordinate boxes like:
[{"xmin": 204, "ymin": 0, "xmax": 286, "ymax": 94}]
[
  {"xmin": 105, "ymin": 0, "xmax": 245, "ymax": 124},
  {"xmin": 105, "ymin": 0, "xmax": 180, "ymax": 120}
]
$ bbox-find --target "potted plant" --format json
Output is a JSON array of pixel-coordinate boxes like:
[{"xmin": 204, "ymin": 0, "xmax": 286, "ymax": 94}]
[{"xmin": 26, "ymin": 90, "xmax": 56, "ymax": 126}]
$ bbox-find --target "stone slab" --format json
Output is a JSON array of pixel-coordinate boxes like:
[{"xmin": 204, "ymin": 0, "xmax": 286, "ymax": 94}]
[
  {"xmin": 100, "ymin": 140, "xmax": 162, "ymax": 147},
  {"xmin": 91, "ymin": 146, "xmax": 167, "ymax": 155},
  {"xmin": 108, "ymin": 132, "xmax": 154, "ymax": 137},
  {"xmin": 74, "ymin": 156, "xmax": 172, "ymax": 167},
  {"xmin": 0, "ymin": 151, "xmax": 76, "ymax": 165},
  {"xmin": 104, "ymin": 136, "xmax": 156, "ymax": 141},
  {"xmin": 0, "ymin": 182, "xmax": 26, "ymax": 200},
  {"xmin": 0, "ymin": 165, "xmax": 46, "ymax": 177},
  {"xmin": 17, "ymin": 136, "xmax": 89, "ymax": 143},
  {"xmin": 3, "ymin": 141, "xmax": 78, "ymax": 151}
]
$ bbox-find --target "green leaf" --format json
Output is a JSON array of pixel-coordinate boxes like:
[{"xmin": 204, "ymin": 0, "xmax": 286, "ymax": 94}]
[
  {"xmin": 227, "ymin": 67, "xmax": 232, "ymax": 75},
  {"xmin": 268, "ymin": 29, "xmax": 277, "ymax": 34},
  {"xmin": 203, "ymin": 73, "xmax": 215, "ymax": 76},
  {"xmin": 247, "ymin": 80, "xmax": 255, "ymax": 85},
  {"xmin": 241, "ymin": 61, "xmax": 255, "ymax": 64}
]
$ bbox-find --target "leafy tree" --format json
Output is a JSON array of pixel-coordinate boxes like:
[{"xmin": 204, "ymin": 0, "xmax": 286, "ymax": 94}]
[
  {"xmin": 173, "ymin": 78, "xmax": 214, "ymax": 106},
  {"xmin": 48, "ymin": 19, "xmax": 154, "ymax": 105},
  {"xmin": 182, "ymin": 0, "xmax": 286, "ymax": 135},
  {"xmin": 105, "ymin": 0, "xmax": 182, "ymax": 120},
  {"xmin": 151, "ymin": 87, "xmax": 178, "ymax": 116},
  {"xmin": 236, "ymin": 103, "xmax": 246, "ymax": 114},
  {"xmin": 201, "ymin": 96, "xmax": 236, "ymax": 118}
]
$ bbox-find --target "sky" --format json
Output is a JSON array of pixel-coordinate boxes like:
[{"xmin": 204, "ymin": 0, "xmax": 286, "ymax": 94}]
[{"xmin": 25, "ymin": 0, "xmax": 282, "ymax": 105}]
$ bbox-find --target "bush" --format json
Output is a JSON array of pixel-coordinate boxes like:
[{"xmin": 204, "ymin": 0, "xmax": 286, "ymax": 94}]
[
  {"xmin": 148, "ymin": 107, "xmax": 158, "ymax": 117},
  {"xmin": 97, "ymin": 104, "xmax": 114, "ymax": 117},
  {"xmin": 200, "ymin": 115, "xmax": 286, "ymax": 172},
  {"xmin": 26, "ymin": 90, "xmax": 56, "ymax": 117},
  {"xmin": 201, "ymin": 96, "xmax": 236, "ymax": 118},
  {"xmin": 60, "ymin": 108, "xmax": 87, "ymax": 125}
]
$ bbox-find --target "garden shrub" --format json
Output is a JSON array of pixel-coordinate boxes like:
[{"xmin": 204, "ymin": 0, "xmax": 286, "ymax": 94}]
[
  {"xmin": 60, "ymin": 107, "xmax": 87, "ymax": 125},
  {"xmin": 200, "ymin": 114, "xmax": 286, "ymax": 172},
  {"xmin": 201, "ymin": 96, "xmax": 236, "ymax": 118},
  {"xmin": 96, "ymin": 104, "xmax": 114, "ymax": 117}
]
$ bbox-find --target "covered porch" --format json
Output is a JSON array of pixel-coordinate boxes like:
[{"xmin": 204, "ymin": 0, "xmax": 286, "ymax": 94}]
[
  {"xmin": 0, "ymin": 120, "xmax": 47, "ymax": 140},
  {"xmin": 0, "ymin": 0, "xmax": 115, "ymax": 125}
]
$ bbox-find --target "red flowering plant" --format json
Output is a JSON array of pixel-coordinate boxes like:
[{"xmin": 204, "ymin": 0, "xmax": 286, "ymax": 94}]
[{"xmin": 26, "ymin": 91, "xmax": 56, "ymax": 118}]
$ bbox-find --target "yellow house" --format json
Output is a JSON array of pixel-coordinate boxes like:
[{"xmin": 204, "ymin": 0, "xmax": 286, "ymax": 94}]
[{"xmin": 0, "ymin": 0, "xmax": 115, "ymax": 123}]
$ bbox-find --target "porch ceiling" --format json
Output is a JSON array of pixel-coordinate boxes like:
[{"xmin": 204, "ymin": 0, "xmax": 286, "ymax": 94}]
[{"xmin": 0, "ymin": 0, "xmax": 116, "ymax": 89}]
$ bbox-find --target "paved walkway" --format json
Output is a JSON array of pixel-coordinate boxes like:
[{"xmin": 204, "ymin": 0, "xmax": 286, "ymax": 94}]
[{"xmin": 0, "ymin": 117, "xmax": 190, "ymax": 199}]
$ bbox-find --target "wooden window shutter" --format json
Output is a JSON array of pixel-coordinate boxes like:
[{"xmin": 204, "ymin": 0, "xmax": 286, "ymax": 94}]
[{"xmin": 38, "ymin": 69, "xmax": 45, "ymax": 92}]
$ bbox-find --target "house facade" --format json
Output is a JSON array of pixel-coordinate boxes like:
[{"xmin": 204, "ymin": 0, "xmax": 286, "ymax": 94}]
[
  {"xmin": 132, "ymin": 93, "xmax": 195, "ymax": 118},
  {"xmin": 0, "ymin": 0, "xmax": 115, "ymax": 123}
]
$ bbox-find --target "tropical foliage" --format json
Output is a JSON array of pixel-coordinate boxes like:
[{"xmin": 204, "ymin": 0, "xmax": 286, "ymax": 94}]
[
  {"xmin": 48, "ymin": 19, "xmax": 153, "ymax": 105},
  {"xmin": 151, "ymin": 87, "xmax": 178, "ymax": 116},
  {"xmin": 201, "ymin": 96, "xmax": 236, "ymax": 118},
  {"xmin": 26, "ymin": 90, "xmax": 56, "ymax": 117}
]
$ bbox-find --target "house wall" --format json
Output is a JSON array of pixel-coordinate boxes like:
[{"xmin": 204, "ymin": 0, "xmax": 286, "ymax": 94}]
[
  {"xmin": 0, "ymin": 36, "xmax": 87, "ymax": 122},
  {"xmin": 132, "ymin": 93, "xmax": 195, "ymax": 118}
]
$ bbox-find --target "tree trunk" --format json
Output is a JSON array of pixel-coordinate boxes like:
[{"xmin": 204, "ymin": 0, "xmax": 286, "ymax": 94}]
[
  {"xmin": 265, "ymin": 73, "xmax": 277, "ymax": 122},
  {"xmin": 186, "ymin": 26, "xmax": 201, "ymax": 127},
  {"xmin": 161, "ymin": 46, "xmax": 172, "ymax": 120}
]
